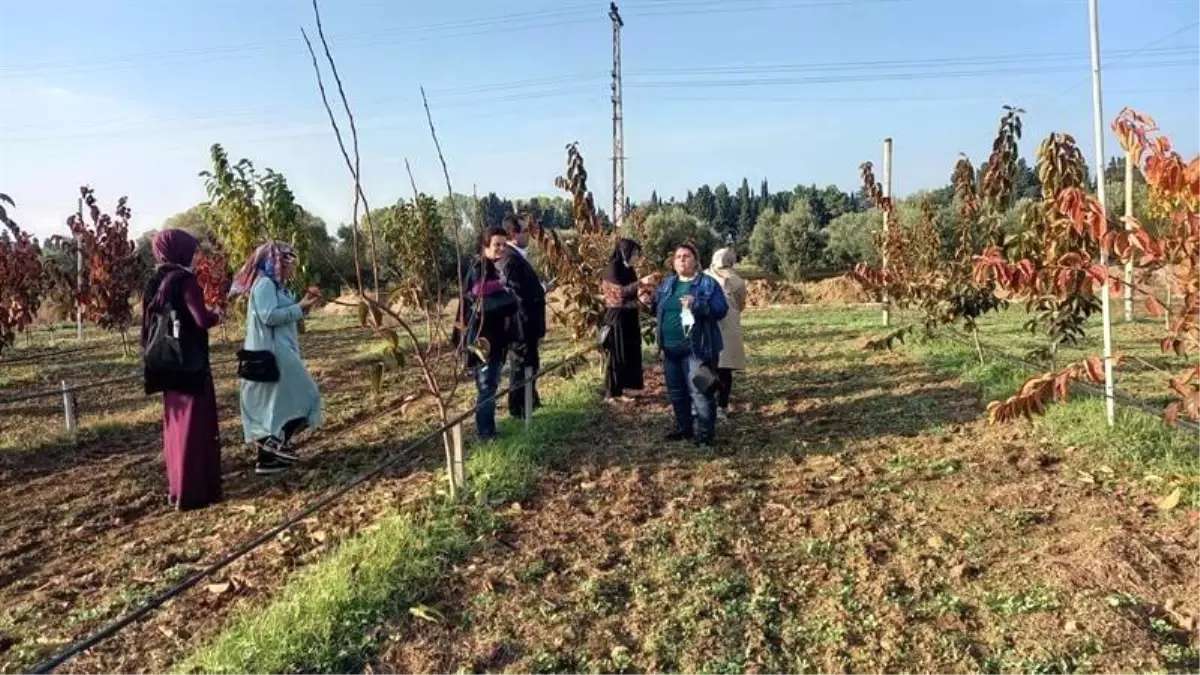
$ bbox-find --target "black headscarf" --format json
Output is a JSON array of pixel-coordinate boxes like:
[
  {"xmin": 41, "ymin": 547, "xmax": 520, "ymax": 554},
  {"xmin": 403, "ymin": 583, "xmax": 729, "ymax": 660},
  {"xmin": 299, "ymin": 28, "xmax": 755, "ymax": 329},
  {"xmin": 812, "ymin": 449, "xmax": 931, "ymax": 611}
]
[{"xmin": 603, "ymin": 238, "xmax": 641, "ymax": 285}]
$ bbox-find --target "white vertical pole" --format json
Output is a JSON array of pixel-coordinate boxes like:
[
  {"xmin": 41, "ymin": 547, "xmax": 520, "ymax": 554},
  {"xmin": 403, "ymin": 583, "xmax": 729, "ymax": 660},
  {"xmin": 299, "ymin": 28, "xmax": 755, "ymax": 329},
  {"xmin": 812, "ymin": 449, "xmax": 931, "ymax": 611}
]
[
  {"xmin": 881, "ymin": 137, "xmax": 893, "ymax": 327},
  {"xmin": 1123, "ymin": 152, "xmax": 1134, "ymax": 322},
  {"xmin": 61, "ymin": 380, "xmax": 77, "ymax": 433},
  {"xmin": 1087, "ymin": 0, "xmax": 1116, "ymax": 427},
  {"xmin": 523, "ymin": 366, "xmax": 533, "ymax": 429},
  {"xmin": 450, "ymin": 422, "xmax": 465, "ymax": 488},
  {"xmin": 75, "ymin": 197, "xmax": 83, "ymax": 341}
]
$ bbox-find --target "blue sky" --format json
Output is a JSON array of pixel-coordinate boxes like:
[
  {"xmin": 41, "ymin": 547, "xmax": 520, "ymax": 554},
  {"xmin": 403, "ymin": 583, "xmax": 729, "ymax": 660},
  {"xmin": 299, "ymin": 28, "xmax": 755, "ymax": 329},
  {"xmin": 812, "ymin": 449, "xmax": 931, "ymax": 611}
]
[{"xmin": 1, "ymin": 0, "xmax": 1197, "ymax": 240}]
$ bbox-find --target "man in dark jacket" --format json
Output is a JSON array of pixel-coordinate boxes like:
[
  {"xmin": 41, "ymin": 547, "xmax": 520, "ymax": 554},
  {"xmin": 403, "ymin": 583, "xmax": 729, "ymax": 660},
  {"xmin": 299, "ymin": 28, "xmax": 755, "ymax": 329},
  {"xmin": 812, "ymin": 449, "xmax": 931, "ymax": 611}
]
[{"xmin": 500, "ymin": 214, "xmax": 548, "ymax": 419}]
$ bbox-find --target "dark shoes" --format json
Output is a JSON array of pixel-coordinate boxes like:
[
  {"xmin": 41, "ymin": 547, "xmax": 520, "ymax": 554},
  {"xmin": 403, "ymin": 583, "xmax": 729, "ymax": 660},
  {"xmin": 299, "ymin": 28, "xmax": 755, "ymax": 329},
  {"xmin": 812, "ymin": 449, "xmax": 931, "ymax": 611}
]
[
  {"xmin": 664, "ymin": 428, "xmax": 693, "ymax": 442},
  {"xmin": 260, "ymin": 436, "xmax": 299, "ymax": 462},
  {"xmin": 255, "ymin": 437, "xmax": 298, "ymax": 476},
  {"xmin": 255, "ymin": 450, "xmax": 291, "ymax": 476}
]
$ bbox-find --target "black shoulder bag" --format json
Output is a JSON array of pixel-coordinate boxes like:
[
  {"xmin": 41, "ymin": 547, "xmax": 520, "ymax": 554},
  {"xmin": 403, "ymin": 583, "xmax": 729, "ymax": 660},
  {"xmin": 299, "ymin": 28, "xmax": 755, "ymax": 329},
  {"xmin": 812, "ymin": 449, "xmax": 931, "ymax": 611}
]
[
  {"xmin": 237, "ymin": 345, "xmax": 279, "ymax": 383},
  {"xmin": 144, "ymin": 308, "xmax": 206, "ymax": 374},
  {"xmin": 237, "ymin": 294, "xmax": 281, "ymax": 383}
]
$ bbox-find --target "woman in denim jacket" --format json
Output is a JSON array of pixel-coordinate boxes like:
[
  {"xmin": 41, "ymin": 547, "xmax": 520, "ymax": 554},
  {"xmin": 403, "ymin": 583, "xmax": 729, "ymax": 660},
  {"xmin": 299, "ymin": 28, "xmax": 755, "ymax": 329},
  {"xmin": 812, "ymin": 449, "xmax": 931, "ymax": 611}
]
[{"xmin": 649, "ymin": 243, "xmax": 729, "ymax": 446}]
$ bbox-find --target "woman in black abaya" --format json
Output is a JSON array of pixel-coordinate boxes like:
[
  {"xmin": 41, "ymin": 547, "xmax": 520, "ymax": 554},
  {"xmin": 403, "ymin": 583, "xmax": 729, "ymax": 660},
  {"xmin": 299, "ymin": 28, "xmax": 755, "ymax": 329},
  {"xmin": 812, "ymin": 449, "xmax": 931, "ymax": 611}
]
[{"xmin": 601, "ymin": 238, "xmax": 655, "ymax": 403}]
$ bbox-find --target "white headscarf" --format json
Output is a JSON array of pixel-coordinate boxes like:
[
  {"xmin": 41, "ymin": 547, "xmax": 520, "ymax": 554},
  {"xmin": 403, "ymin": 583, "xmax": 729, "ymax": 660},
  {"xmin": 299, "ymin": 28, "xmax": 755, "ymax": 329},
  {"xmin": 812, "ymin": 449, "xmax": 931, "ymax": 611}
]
[{"xmin": 709, "ymin": 247, "xmax": 737, "ymax": 275}]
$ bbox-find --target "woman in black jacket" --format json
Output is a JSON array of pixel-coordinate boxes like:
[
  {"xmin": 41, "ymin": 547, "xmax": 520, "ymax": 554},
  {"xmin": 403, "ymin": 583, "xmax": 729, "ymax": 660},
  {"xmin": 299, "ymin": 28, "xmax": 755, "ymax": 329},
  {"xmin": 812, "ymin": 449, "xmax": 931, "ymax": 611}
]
[{"xmin": 458, "ymin": 227, "xmax": 519, "ymax": 440}]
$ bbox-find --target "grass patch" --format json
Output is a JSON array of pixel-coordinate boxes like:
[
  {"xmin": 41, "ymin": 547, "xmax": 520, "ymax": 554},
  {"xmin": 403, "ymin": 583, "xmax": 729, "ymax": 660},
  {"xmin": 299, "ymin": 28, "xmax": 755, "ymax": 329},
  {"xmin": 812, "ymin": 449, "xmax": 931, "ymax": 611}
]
[
  {"xmin": 909, "ymin": 329, "xmax": 1198, "ymax": 505},
  {"xmin": 176, "ymin": 374, "xmax": 600, "ymax": 674}
]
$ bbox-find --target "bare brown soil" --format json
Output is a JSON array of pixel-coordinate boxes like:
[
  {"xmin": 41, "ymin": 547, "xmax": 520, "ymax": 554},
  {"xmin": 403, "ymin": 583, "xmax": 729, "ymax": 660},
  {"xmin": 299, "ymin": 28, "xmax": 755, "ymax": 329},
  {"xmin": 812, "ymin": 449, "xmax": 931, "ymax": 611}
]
[
  {"xmin": 370, "ymin": 311, "xmax": 1198, "ymax": 674},
  {"xmin": 0, "ymin": 322, "xmax": 568, "ymax": 673}
]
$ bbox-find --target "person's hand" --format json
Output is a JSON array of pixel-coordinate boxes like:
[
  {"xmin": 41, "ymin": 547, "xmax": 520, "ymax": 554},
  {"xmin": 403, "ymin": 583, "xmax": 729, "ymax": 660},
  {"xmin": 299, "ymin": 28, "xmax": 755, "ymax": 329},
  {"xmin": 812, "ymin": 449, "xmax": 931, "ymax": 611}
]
[
  {"xmin": 299, "ymin": 295, "xmax": 320, "ymax": 311},
  {"xmin": 639, "ymin": 273, "xmax": 660, "ymax": 286},
  {"xmin": 680, "ymin": 294, "xmax": 695, "ymax": 310}
]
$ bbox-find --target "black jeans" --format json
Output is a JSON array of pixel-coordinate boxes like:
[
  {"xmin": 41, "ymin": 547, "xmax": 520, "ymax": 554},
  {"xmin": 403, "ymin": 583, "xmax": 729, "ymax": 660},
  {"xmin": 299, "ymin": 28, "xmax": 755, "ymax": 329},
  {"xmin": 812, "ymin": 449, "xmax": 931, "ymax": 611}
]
[
  {"xmin": 508, "ymin": 338, "xmax": 541, "ymax": 418},
  {"xmin": 717, "ymin": 368, "xmax": 734, "ymax": 410}
]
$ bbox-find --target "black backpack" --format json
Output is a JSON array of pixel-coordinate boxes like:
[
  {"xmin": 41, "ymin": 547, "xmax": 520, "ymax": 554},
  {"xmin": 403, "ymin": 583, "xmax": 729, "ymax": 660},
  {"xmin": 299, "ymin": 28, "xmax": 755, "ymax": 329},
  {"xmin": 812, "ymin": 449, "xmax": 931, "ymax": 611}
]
[{"xmin": 144, "ymin": 282, "xmax": 206, "ymax": 375}]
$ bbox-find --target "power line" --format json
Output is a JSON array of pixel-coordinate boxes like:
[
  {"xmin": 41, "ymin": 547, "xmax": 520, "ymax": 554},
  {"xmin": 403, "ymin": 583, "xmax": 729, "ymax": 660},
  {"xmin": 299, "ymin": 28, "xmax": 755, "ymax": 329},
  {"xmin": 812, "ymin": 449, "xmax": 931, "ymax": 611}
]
[
  {"xmin": 13, "ymin": 0, "xmax": 1147, "ymax": 79},
  {"xmin": 1027, "ymin": 20, "xmax": 1200, "ymax": 112},
  {"xmin": 625, "ymin": 58, "xmax": 1197, "ymax": 89},
  {"xmin": 9, "ymin": 44, "xmax": 1192, "ymax": 134},
  {"xmin": 2, "ymin": 56, "xmax": 1193, "ymax": 144},
  {"xmin": 0, "ymin": 5, "xmax": 600, "ymax": 76}
]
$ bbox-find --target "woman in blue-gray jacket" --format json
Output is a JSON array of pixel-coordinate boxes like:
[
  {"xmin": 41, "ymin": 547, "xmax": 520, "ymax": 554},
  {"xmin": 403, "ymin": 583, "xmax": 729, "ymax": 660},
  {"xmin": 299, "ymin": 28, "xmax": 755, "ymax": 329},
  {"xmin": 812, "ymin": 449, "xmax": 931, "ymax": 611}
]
[{"xmin": 649, "ymin": 242, "xmax": 729, "ymax": 446}]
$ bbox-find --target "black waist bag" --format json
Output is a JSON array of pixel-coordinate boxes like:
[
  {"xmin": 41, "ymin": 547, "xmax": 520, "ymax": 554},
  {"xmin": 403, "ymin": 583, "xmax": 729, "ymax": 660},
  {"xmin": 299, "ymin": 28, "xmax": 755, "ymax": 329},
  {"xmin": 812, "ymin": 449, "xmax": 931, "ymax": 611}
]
[{"xmin": 237, "ymin": 349, "xmax": 280, "ymax": 383}]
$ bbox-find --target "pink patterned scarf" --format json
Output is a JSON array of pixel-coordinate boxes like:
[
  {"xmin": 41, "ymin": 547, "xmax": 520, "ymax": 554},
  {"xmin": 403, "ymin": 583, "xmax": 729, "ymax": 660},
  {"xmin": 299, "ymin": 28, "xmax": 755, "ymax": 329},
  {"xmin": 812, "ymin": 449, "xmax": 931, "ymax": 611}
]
[{"xmin": 229, "ymin": 241, "xmax": 296, "ymax": 297}]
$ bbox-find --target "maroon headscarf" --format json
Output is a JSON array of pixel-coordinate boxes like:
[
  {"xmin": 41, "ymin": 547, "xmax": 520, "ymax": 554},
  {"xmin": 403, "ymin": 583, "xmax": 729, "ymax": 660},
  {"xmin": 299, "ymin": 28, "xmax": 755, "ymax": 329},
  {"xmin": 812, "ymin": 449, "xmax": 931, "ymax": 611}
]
[
  {"xmin": 152, "ymin": 229, "xmax": 200, "ymax": 268},
  {"xmin": 147, "ymin": 229, "xmax": 200, "ymax": 312}
]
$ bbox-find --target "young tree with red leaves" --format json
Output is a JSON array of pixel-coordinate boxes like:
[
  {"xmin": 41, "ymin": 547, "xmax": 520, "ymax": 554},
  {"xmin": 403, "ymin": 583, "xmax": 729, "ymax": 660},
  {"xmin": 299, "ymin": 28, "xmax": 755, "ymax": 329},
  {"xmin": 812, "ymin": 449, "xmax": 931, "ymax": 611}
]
[
  {"xmin": 0, "ymin": 195, "xmax": 47, "ymax": 356},
  {"xmin": 1108, "ymin": 109, "xmax": 1199, "ymax": 424},
  {"xmin": 64, "ymin": 187, "xmax": 142, "ymax": 355},
  {"xmin": 193, "ymin": 231, "xmax": 233, "ymax": 342},
  {"xmin": 977, "ymin": 110, "xmax": 1198, "ymax": 426}
]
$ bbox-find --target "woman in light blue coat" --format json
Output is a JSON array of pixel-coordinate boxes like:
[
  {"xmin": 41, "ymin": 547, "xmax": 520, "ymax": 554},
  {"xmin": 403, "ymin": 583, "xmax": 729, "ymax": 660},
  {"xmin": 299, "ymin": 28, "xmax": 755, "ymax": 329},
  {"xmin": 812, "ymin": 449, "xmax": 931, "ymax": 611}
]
[{"xmin": 229, "ymin": 242, "xmax": 323, "ymax": 475}]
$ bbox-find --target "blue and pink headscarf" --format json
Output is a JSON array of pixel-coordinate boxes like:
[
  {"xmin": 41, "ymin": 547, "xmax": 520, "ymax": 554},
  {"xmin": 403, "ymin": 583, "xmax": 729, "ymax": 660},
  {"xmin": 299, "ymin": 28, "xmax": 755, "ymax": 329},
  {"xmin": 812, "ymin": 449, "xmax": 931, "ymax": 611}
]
[{"xmin": 228, "ymin": 241, "xmax": 297, "ymax": 297}]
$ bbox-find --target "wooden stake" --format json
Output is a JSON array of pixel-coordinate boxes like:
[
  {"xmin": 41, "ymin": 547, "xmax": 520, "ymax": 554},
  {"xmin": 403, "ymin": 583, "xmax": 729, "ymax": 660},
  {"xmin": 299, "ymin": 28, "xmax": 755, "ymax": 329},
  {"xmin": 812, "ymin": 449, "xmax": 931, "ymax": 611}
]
[{"xmin": 524, "ymin": 366, "xmax": 534, "ymax": 429}]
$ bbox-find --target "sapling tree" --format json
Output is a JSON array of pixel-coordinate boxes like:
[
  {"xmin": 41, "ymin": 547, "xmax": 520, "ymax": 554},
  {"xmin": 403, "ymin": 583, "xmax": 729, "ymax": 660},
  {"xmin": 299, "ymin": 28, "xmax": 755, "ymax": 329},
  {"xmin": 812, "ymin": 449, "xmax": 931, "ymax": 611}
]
[
  {"xmin": 945, "ymin": 154, "xmax": 1008, "ymax": 361},
  {"xmin": 301, "ymin": 0, "xmax": 482, "ymax": 498},
  {"xmin": 0, "ymin": 196, "xmax": 47, "ymax": 355},
  {"xmin": 974, "ymin": 129, "xmax": 1133, "ymax": 424},
  {"xmin": 981, "ymin": 132, "xmax": 1103, "ymax": 368},
  {"xmin": 200, "ymin": 145, "xmax": 314, "ymax": 295},
  {"xmin": 193, "ymin": 232, "xmax": 234, "ymax": 342},
  {"xmin": 1106, "ymin": 110, "xmax": 1198, "ymax": 423},
  {"xmin": 530, "ymin": 142, "xmax": 611, "ymax": 341},
  {"xmin": 59, "ymin": 187, "xmax": 142, "ymax": 355}
]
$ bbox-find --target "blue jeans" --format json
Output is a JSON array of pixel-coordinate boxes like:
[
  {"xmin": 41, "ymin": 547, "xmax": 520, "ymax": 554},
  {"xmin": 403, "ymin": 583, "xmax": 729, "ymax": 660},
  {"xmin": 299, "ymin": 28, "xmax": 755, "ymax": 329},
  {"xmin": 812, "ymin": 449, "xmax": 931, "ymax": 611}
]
[
  {"xmin": 474, "ymin": 351, "xmax": 506, "ymax": 439},
  {"xmin": 662, "ymin": 344, "xmax": 716, "ymax": 441}
]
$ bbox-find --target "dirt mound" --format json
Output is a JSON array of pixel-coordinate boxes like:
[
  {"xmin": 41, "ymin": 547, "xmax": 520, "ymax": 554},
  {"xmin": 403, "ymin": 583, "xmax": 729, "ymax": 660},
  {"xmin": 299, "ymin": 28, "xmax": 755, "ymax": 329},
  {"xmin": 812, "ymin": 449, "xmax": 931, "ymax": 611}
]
[
  {"xmin": 802, "ymin": 275, "xmax": 876, "ymax": 304},
  {"xmin": 744, "ymin": 275, "xmax": 873, "ymax": 308},
  {"xmin": 745, "ymin": 279, "xmax": 806, "ymax": 308},
  {"xmin": 313, "ymin": 293, "xmax": 361, "ymax": 318}
]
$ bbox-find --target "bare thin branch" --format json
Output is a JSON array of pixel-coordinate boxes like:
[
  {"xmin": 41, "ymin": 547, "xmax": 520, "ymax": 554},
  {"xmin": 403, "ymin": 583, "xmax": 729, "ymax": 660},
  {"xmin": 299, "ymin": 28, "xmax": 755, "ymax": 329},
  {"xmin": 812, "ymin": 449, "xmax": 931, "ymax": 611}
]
[
  {"xmin": 310, "ymin": 0, "xmax": 381, "ymax": 300},
  {"xmin": 299, "ymin": 26, "xmax": 364, "ymax": 296},
  {"xmin": 420, "ymin": 86, "xmax": 466, "ymax": 306}
]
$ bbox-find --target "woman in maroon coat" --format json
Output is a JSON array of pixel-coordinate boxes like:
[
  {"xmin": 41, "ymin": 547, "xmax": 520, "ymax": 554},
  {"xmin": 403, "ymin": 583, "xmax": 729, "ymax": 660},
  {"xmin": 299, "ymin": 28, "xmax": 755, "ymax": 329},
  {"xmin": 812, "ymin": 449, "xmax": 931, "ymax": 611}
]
[{"xmin": 140, "ymin": 229, "xmax": 224, "ymax": 511}]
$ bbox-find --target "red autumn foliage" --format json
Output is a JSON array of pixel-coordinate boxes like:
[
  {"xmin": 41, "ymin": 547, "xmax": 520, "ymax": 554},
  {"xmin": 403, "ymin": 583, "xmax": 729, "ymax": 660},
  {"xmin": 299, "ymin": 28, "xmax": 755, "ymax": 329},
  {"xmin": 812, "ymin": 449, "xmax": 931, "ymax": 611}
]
[
  {"xmin": 1108, "ymin": 109, "xmax": 1199, "ymax": 423},
  {"xmin": 987, "ymin": 356, "xmax": 1117, "ymax": 424},
  {"xmin": 193, "ymin": 232, "xmax": 232, "ymax": 313},
  {"xmin": 0, "ymin": 197, "xmax": 47, "ymax": 356},
  {"xmin": 65, "ymin": 187, "xmax": 142, "ymax": 351}
]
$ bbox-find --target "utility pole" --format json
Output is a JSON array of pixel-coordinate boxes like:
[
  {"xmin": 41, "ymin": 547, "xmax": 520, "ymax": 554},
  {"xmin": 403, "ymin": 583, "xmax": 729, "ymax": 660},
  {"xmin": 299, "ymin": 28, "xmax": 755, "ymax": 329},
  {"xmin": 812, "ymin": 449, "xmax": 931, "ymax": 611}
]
[
  {"xmin": 881, "ymin": 137, "xmax": 893, "ymax": 327},
  {"xmin": 75, "ymin": 197, "xmax": 84, "ymax": 341},
  {"xmin": 609, "ymin": 1, "xmax": 625, "ymax": 229},
  {"xmin": 1087, "ymin": 0, "xmax": 1116, "ymax": 426}
]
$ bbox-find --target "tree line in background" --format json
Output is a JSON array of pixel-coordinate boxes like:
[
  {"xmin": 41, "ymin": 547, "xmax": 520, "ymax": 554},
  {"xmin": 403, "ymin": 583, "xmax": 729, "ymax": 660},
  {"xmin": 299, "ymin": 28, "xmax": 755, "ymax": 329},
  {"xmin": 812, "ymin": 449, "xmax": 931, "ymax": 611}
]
[{"xmin": 0, "ymin": 130, "xmax": 1164, "ymax": 357}]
